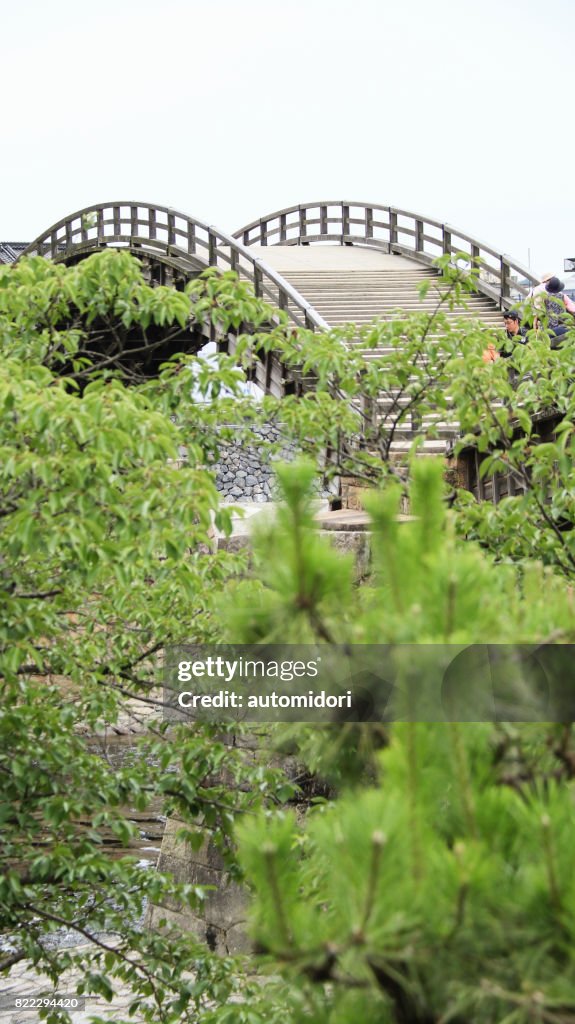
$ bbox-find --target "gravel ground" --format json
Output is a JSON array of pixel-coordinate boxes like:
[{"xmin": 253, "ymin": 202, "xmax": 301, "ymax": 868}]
[{"xmin": 1, "ymin": 944, "xmax": 198, "ymax": 1023}]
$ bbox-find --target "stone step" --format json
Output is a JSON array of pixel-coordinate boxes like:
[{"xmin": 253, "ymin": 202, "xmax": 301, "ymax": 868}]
[
  {"xmin": 284, "ymin": 299, "xmax": 500, "ymax": 311},
  {"xmin": 254, "ymin": 247, "xmax": 502, "ymax": 458}
]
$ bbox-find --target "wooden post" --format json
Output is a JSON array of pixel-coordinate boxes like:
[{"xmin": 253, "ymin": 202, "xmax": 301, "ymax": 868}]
[
  {"xmin": 130, "ymin": 206, "xmax": 138, "ymax": 240},
  {"xmin": 342, "ymin": 203, "xmax": 350, "ymax": 241},
  {"xmin": 411, "ymin": 408, "xmax": 422, "ymax": 433},
  {"xmin": 415, "ymin": 219, "xmax": 424, "ymax": 253},
  {"xmin": 500, "ymin": 257, "xmax": 510, "ymax": 303},
  {"xmin": 361, "ymin": 391, "xmax": 375, "ymax": 438},
  {"xmin": 389, "ymin": 209, "xmax": 398, "ymax": 246},
  {"xmin": 113, "ymin": 206, "xmax": 121, "ymax": 237},
  {"xmin": 260, "ymin": 220, "xmax": 268, "ymax": 245},
  {"xmin": 475, "ymin": 451, "xmax": 485, "ymax": 501},
  {"xmin": 365, "ymin": 207, "xmax": 373, "ymax": 239},
  {"xmin": 443, "ymin": 225, "xmax": 452, "ymax": 257},
  {"xmin": 299, "ymin": 207, "xmax": 307, "ymax": 242},
  {"xmin": 254, "ymin": 265, "xmax": 262, "ymax": 298},
  {"xmin": 167, "ymin": 212, "xmax": 176, "ymax": 247},
  {"xmin": 279, "ymin": 213, "xmax": 287, "ymax": 243},
  {"xmin": 209, "ymin": 232, "xmax": 216, "ymax": 267},
  {"xmin": 97, "ymin": 208, "xmax": 104, "ymax": 244},
  {"xmin": 187, "ymin": 221, "xmax": 196, "ymax": 254},
  {"xmin": 320, "ymin": 205, "xmax": 328, "ymax": 236},
  {"xmin": 149, "ymin": 208, "xmax": 157, "ymax": 240},
  {"xmin": 265, "ymin": 349, "xmax": 273, "ymax": 392}
]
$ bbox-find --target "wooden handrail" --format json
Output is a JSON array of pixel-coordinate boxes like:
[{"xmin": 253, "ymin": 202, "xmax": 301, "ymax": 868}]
[
  {"xmin": 233, "ymin": 200, "xmax": 538, "ymax": 308},
  {"xmin": 19, "ymin": 199, "xmax": 540, "ymax": 322},
  {"xmin": 19, "ymin": 201, "xmax": 328, "ymax": 333}
]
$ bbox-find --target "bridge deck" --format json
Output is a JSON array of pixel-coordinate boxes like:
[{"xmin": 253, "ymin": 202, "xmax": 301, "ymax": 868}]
[
  {"xmin": 247, "ymin": 244, "xmax": 502, "ymax": 327},
  {"xmin": 10, "ymin": 198, "xmax": 522, "ymax": 459},
  {"xmin": 246, "ymin": 245, "xmax": 503, "ymax": 454}
]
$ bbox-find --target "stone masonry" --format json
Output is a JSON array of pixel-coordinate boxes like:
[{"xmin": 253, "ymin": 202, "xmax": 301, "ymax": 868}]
[{"xmin": 211, "ymin": 424, "xmax": 296, "ymax": 503}]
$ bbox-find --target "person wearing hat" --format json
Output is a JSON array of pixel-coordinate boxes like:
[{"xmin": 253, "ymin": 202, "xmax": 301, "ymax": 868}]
[
  {"xmin": 528, "ymin": 271, "xmax": 554, "ymax": 299},
  {"xmin": 528, "ymin": 270, "xmax": 554, "ymax": 302},
  {"xmin": 534, "ymin": 277, "xmax": 574, "ymax": 343},
  {"xmin": 529, "ymin": 271, "xmax": 575, "ymax": 312}
]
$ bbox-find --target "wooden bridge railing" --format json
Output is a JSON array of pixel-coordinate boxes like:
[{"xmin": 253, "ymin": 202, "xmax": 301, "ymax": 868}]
[
  {"xmin": 234, "ymin": 200, "xmax": 538, "ymax": 309},
  {"xmin": 19, "ymin": 201, "xmax": 328, "ymax": 333}
]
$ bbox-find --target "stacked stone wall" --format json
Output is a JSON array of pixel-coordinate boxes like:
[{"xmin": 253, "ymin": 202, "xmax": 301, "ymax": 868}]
[{"xmin": 212, "ymin": 424, "xmax": 296, "ymax": 502}]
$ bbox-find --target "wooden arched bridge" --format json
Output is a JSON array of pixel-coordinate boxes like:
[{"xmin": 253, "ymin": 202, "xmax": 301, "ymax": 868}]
[{"xmin": 15, "ymin": 199, "xmax": 537, "ymax": 452}]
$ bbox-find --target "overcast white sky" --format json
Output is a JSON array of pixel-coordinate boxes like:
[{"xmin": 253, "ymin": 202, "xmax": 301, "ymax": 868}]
[{"xmin": 2, "ymin": 0, "xmax": 574, "ymax": 275}]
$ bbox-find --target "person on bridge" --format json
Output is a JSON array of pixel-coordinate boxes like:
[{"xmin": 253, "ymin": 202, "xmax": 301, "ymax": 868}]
[
  {"xmin": 498, "ymin": 311, "xmax": 528, "ymax": 363},
  {"xmin": 482, "ymin": 311, "xmax": 527, "ymax": 364},
  {"xmin": 528, "ymin": 271, "xmax": 575, "ymax": 309},
  {"xmin": 482, "ymin": 311, "xmax": 525, "ymax": 362},
  {"xmin": 525, "ymin": 272, "xmax": 575, "ymax": 330},
  {"xmin": 502, "ymin": 310, "xmax": 527, "ymax": 345},
  {"xmin": 487, "ymin": 311, "xmax": 530, "ymax": 386},
  {"xmin": 534, "ymin": 277, "xmax": 574, "ymax": 344},
  {"xmin": 528, "ymin": 270, "xmax": 554, "ymax": 300}
]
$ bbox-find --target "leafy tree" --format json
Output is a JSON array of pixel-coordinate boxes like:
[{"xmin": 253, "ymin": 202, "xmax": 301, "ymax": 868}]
[
  {"xmin": 450, "ymin": 325, "xmax": 575, "ymax": 580},
  {"xmin": 225, "ymin": 461, "xmax": 575, "ymax": 1024},
  {"xmin": 249, "ymin": 256, "xmax": 486, "ymax": 488},
  {"xmin": 0, "ymin": 253, "xmax": 298, "ymax": 1022},
  {"xmin": 3, "ymin": 247, "xmax": 575, "ymax": 1024}
]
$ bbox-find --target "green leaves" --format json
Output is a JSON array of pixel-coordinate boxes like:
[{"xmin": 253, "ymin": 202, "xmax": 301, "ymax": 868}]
[
  {"xmin": 0, "ymin": 251, "xmax": 298, "ymax": 1020},
  {"xmin": 453, "ymin": 332, "xmax": 575, "ymax": 577},
  {"xmin": 4, "ymin": 246, "xmax": 575, "ymax": 1023},
  {"xmin": 219, "ymin": 460, "xmax": 353, "ymax": 644},
  {"xmin": 237, "ymin": 726, "xmax": 575, "ymax": 1024}
]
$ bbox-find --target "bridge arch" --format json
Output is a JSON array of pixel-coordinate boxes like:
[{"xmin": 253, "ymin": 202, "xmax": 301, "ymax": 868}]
[
  {"xmin": 19, "ymin": 201, "xmax": 327, "ymax": 333},
  {"xmin": 14, "ymin": 197, "xmax": 538, "ymax": 447},
  {"xmin": 19, "ymin": 199, "xmax": 538, "ymax": 321},
  {"xmin": 18, "ymin": 201, "xmax": 332, "ymax": 394},
  {"xmin": 233, "ymin": 200, "xmax": 537, "ymax": 309}
]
